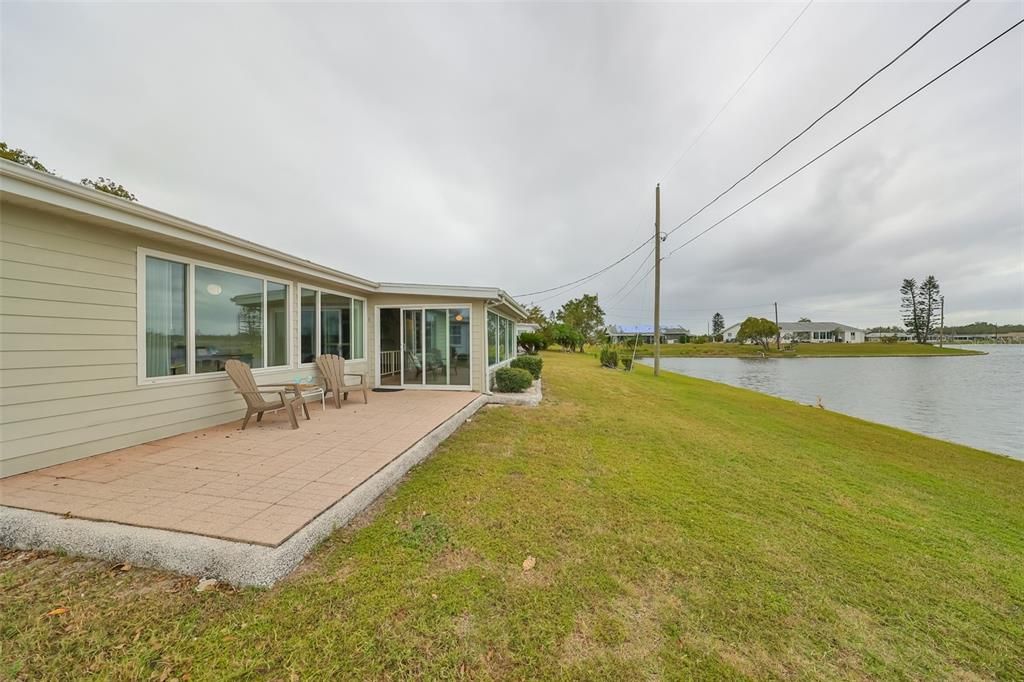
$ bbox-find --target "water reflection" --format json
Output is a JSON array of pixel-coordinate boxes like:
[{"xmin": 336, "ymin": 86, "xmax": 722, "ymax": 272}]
[{"xmin": 643, "ymin": 345, "xmax": 1024, "ymax": 459}]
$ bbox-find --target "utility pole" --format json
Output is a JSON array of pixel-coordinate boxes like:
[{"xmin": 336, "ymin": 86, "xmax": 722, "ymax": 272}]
[
  {"xmin": 939, "ymin": 296, "xmax": 944, "ymax": 348},
  {"xmin": 654, "ymin": 183, "xmax": 662, "ymax": 376},
  {"xmin": 774, "ymin": 301, "xmax": 780, "ymax": 350}
]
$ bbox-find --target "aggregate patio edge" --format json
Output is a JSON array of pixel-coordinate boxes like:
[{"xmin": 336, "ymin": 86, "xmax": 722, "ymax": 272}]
[
  {"xmin": 0, "ymin": 394, "xmax": 491, "ymax": 588},
  {"xmin": 487, "ymin": 379, "xmax": 542, "ymax": 406}
]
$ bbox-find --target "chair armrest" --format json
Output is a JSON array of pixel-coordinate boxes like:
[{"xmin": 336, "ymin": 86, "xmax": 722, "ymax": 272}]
[{"xmin": 234, "ymin": 388, "xmax": 292, "ymax": 397}]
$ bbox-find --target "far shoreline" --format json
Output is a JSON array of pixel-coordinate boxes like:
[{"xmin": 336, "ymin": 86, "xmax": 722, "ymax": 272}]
[{"xmin": 627, "ymin": 342, "xmax": 987, "ymax": 359}]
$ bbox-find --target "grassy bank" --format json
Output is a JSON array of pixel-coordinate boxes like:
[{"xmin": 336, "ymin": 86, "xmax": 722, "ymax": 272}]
[
  {"xmin": 630, "ymin": 341, "xmax": 983, "ymax": 358},
  {"xmin": 3, "ymin": 352, "xmax": 1022, "ymax": 679}
]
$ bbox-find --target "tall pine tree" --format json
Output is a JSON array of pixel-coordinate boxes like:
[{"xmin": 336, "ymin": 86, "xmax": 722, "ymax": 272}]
[
  {"xmin": 900, "ymin": 276, "xmax": 942, "ymax": 343},
  {"xmin": 919, "ymin": 275, "xmax": 941, "ymax": 341},
  {"xmin": 711, "ymin": 312, "xmax": 725, "ymax": 341},
  {"xmin": 900, "ymin": 278, "xmax": 923, "ymax": 342}
]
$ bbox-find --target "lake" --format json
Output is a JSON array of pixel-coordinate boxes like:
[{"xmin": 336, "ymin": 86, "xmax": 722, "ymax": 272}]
[{"xmin": 642, "ymin": 345, "xmax": 1024, "ymax": 459}]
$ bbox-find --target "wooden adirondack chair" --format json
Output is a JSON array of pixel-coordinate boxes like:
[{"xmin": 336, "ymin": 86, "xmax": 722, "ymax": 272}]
[
  {"xmin": 225, "ymin": 359, "xmax": 304, "ymax": 430},
  {"xmin": 315, "ymin": 354, "xmax": 369, "ymax": 407}
]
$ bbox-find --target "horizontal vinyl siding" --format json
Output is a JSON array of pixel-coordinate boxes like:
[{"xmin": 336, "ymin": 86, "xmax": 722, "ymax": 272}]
[
  {"xmin": 0, "ymin": 201, "xmax": 481, "ymax": 476},
  {"xmin": 0, "ymin": 203, "xmax": 349, "ymax": 476}
]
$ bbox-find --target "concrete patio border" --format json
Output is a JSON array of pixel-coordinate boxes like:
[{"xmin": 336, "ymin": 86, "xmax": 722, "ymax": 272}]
[
  {"xmin": 487, "ymin": 379, "xmax": 543, "ymax": 406},
  {"xmin": 0, "ymin": 394, "xmax": 488, "ymax": 587}
]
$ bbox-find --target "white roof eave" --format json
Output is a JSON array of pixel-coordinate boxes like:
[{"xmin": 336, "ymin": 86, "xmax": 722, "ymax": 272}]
[{"xmin": 0, "ymin": 160, "xmax": 526, "ymax": 308}]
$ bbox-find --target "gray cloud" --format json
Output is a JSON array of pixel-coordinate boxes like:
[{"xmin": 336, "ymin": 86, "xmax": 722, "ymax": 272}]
[{"xmin": 2, "ymin": 1, "xmax": 1021, "ymax": 331}]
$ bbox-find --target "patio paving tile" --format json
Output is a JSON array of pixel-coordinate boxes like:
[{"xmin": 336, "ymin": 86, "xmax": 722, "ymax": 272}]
[{"xmin": 1, "ymin": 390, "xmax": 478, "ymax": 546}]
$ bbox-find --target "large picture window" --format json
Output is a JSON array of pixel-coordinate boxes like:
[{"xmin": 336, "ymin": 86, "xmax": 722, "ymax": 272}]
[
  {"xmin": 297, "ymin": 287, "xmax": 367, "ymax": 364},
  {"xmin": 195, "ymin": 266, "xmax": 264, "ymax": 373},
  {"xmin": 142, "ymin": 252, "xmax": 290, "ymax": 379}
]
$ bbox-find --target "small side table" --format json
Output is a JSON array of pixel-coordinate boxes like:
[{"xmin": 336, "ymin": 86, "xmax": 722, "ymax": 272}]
[{"xmin": 299, "ymin": 385, "xmax": 326, "ymax": 411}]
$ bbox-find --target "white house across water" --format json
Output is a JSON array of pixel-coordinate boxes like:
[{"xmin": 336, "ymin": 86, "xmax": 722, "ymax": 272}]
[{"xmin": 721, "ymin": 320, "xmax": 865, "ymax": 343}]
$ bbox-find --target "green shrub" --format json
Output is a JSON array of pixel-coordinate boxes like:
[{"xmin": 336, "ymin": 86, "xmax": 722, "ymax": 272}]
[
  {"xmin": 620, "ymin": 357, "xmax": 633, "ymax": 371},
  {"xmin": 518, "ymin": 332, "xmax": 545, "ymax": 354},
  {"xmin": 599, "ymin": 347, "xmax": 619, "ymax": 368},
  {"xmin": 494, "ymin": 367, "xmax": 533, "ymax": 393},
  {"xmin": 510, "ymin": 355, "xmax": 543, "ymax": 379}
]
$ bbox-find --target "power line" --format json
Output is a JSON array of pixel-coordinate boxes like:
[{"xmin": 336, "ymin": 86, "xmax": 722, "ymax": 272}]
[
  {"xmin": 606, "ymin": 246, "xmax": 657, "ymax": 305},
  {"xmin": 660, "ymin": 0, "xmax": 814, "ymax": 183},
  {"xmin": 663, "ymin": 0, "xmax": 974, "ymax": 241},
  {"xmin": 665, "ymin": 16, "xmax": 1024, "ymax": 259},
  {"xmin": 618, "ymin": 262, "xmax": 658, "ymax": 302},
  {"xmin": 515, "ymin": 235, "xmax": 654, "ymax": 299},
  {"xmin": 606, "ymin": 302, "xmax": 777, "ymax": 314}
]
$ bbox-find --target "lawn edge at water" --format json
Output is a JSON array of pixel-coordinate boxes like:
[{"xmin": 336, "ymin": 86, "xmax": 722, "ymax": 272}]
[{"xmin": 630, "ymin": 360, "xmax": 1015, "ymax": 461}]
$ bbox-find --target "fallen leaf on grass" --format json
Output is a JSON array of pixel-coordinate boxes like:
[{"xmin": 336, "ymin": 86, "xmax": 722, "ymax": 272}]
[
  {"xmin": 522, "ymin": 556, "xmax": 536, "ymax": 572},
  {"xmin": 46, "ymin": 607, "xmax": 68, "ymax": 616}
]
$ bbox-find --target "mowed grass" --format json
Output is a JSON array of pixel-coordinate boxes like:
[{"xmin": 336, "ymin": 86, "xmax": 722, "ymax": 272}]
[
  {"xmin": 633, "ymin": 341, "xmax": 983, "ymax": 358},
  {"xmin": 3, "ymin": 352, "xmax": 1022, "ymax": 679}
]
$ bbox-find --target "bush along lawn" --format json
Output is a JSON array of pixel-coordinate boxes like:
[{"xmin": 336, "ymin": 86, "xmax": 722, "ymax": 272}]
[{"xmin": 3, "ymin": 352, "xmax": 1022, "ymax": 679}]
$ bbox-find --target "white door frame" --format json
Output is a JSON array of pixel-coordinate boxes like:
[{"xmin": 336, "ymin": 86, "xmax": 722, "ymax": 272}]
[{"xmin": 374, "ymin": 304, "xmax": 474, "ymax": 391}]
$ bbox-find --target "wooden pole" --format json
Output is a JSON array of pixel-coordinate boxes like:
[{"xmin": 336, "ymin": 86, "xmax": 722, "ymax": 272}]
[
  {"xmin": 654, "ymin": 184, "xmax": 661, "ymax": 377},
  {"xmin": 939, "ymin": 296, "xmax": 944, "ymax": 348},
  {"xmin": 774, "ymin": 301, "xmax": 780, "ymax": 350}
]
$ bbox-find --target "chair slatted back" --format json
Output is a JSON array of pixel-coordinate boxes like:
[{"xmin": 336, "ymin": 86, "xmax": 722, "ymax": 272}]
[
  {"xmin": 225, "ymin": 359, "xmax": 274, "ymax": 410},
  {"xmin": 315, "ymin": 354, "xmax": 345, "ymax": 394}
]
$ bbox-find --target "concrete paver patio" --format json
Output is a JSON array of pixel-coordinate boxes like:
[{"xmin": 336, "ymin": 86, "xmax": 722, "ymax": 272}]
[{"xmin": 0, "ymin": 390, "xmax": 479, "ymax": 547}]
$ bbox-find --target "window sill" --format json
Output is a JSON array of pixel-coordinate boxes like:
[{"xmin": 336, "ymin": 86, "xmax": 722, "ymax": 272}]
[{"xmin": 138, "ymin": 365, "xmax": 298, "ymax": 388}]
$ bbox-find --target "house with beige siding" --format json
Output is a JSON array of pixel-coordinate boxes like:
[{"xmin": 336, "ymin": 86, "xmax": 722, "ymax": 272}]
[{"xmin": 0, "ymin": 160, "xmax": 526, "ymax": 478}]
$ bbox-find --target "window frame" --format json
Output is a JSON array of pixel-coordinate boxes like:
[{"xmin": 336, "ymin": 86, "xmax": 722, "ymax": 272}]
[
  {"xmin": 137, "ymin": 247, "xmax": 292, "ymax": 385},
  {"xmin": 486, "ymin": 308, "xmax": 519, "ymax": 369},
  {"xmin": 296, "ymin": 283, "xmax": 369, "ymax": 367}
]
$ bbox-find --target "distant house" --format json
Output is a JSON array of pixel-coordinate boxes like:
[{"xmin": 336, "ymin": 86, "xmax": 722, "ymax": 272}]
[
  {"xmin": 516, "ymin": 321, "xmax": 541, "ymax": 337},
  {"xmin": 721, "ymin": 321, "xmax": 865, "ymax": 344},
  {"xmin": 606, "ymin": 324, "xmax": 691, "ymax": 344},
  {"xmin": 866, "ymin": 331, "xmax": 912, "ymax": 342}
]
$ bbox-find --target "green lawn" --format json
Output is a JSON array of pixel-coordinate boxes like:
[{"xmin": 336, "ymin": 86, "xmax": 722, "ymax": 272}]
[
  {"xmin": 3, "ymin": 352, "xmax": 1022, "ymax": 679},
  {"xmin": 632, "ymin": 341, "xmax": 983, "ymax": 358}
]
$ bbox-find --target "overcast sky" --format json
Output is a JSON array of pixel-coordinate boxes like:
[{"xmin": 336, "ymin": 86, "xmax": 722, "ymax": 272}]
[{"xmin": 2, "ymin": 1, "xmax": 1021, "ymax": 330}]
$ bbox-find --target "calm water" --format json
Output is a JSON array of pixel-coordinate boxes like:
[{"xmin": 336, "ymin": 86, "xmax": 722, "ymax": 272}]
[{"xmin": 642, "ymin": 345, "xmax": 1024, "ymax": 459}]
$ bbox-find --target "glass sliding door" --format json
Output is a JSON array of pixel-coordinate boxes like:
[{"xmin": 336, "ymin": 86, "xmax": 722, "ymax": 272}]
[
  {"xmin": 449, "ymin": 307, "xmax": 471, "ymax": 386},
  {"xmin": 424, "ymin": 309, "xmax": 449, "ymax": 386},
  {"xmin": 403, "ymin": 309, "xmax": 423, "ymax": 385},
  {"xmin": 387, "ymin": 306, "xmax": 472, "ymax": 388}
]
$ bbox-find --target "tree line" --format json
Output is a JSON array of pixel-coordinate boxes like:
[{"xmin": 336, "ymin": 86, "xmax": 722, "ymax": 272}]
[
  {"xmin": 518, "ymin": 293, "xmax": 607, "ymax": 353},
  {"xmin": 1, "ymin": 141, "xmax": 138, "ymax": 201}
]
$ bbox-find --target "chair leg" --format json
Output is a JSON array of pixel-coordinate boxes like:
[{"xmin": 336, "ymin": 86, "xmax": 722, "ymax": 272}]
[
  {"xmin": 285, "ymin": 400, "xmax": 299, "ymax": 429},
  {"xmin": 241, "ymin": 410, "xmax": 252, "ymax": 430},
  {"xmin": 343, "ymin": 391, "xmax": 349, "ymax": 401},
  {"xmin": 361, "ymin": 387, "xmax": 368, "ymax": 404},
  {"xmin": 333, "ymin": 390, "xmax": 342, "ymax": 409},
  {"xmin": 256, "ymin": 411, "xmax": 264, "ymax": 423},
  {"xmin": 301, "ymin": 400, "xmax": 310, "ymax": 420}
]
